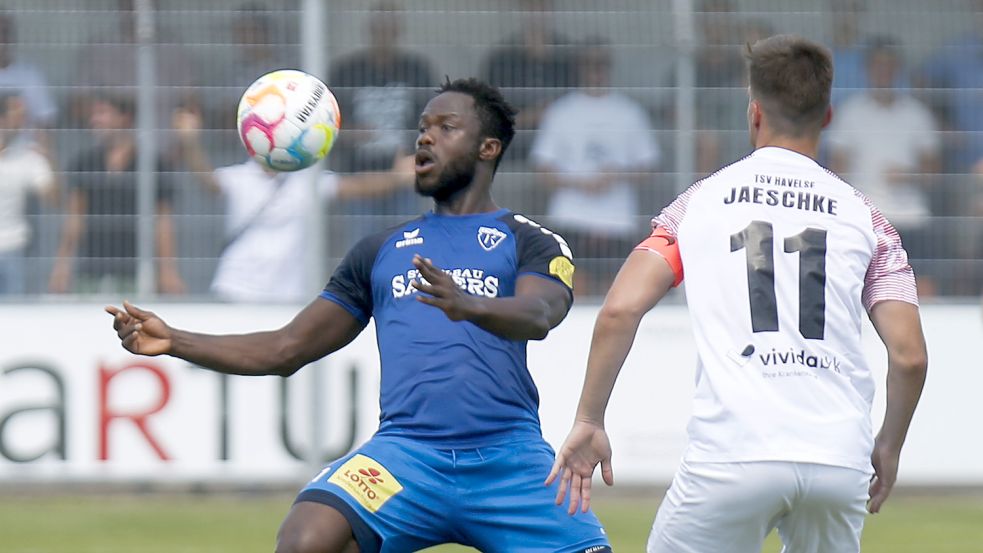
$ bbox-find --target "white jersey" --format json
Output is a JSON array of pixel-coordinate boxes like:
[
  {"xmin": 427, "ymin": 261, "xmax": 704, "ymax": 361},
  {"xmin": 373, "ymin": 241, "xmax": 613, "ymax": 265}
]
[
  {"xmin": 653, "ymin": 147, "xmax": 918, "ymax": 472},
  {"xmin": 211, "ymin": 162, "xmax": 337, "ymax": 303}
]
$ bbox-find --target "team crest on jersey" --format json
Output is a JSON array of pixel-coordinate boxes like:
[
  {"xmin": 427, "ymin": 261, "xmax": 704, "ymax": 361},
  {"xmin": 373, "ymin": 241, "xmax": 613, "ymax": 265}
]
[
  {"xmin": 396, "ymin": 228, "xmax": 424, "ymax": 248},
  {"xmin": 477, "ymin": 226, "xmax": 507, "ymax": 251},
  {"xmin": 328, "ymin": 454, "xmax": 404, "ymax": 512}
]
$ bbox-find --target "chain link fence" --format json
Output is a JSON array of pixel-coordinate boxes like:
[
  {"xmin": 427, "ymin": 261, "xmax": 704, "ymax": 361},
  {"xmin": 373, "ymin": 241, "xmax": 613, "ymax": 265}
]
[{"xmin": 1, "ymin": 0, "xmax": 980, "ymax": 301}]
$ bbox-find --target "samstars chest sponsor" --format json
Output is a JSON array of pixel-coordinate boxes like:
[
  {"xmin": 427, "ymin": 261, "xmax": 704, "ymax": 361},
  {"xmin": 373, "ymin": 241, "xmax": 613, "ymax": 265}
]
[{"xmin": 391, "ymin": 267, "xmax": 500, "ymax": 299}]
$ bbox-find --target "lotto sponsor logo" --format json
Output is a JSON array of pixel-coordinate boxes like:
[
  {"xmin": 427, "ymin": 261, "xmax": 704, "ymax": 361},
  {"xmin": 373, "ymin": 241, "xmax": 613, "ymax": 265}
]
[{"xmin": 328, "ymin": 454, "xmax": 403, "ymax": 513}]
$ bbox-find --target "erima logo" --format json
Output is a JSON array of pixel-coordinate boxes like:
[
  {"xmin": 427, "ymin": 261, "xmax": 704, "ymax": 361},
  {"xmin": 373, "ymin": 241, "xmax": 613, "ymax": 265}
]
[
  {"xmin": 477, "ymin": 226, "xmax": 507, "ymax": 251},
  {"xmin": 396, "ymin": 228, "xmax": 424, "ymax": 249}
]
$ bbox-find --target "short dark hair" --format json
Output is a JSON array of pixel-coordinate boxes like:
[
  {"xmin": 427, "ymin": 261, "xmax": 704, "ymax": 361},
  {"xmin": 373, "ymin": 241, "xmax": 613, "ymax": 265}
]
[
  {"xmin": 437, "ymin": 77, "xmax": 517, "ymax": 171},
  {"xmin": 745, "ymin": 34, "xmax": 833, "ymax": 137}
]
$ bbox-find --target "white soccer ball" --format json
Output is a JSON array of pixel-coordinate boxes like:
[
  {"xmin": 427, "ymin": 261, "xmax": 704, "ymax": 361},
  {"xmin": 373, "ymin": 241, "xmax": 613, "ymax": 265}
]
[{"xmin": 236, "ymin": 69, "xmax": 341, "ymax": 172}]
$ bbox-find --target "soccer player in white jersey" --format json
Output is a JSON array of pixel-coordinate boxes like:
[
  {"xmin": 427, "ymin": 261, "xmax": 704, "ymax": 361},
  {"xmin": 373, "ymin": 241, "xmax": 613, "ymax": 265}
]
[{"xmin": 547, "ymin": 34, "xmax": 928, "ymax": 553}]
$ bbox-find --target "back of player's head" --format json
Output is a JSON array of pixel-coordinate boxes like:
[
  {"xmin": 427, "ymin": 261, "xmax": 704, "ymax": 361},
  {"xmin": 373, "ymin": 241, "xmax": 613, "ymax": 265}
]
[
  {"xmin": 744, "ymin": 34, "xmax": 832, "ymax": 137},
  {"xmin": 437, "ymin": 77, "xmax": 517, "ymax": 171}
]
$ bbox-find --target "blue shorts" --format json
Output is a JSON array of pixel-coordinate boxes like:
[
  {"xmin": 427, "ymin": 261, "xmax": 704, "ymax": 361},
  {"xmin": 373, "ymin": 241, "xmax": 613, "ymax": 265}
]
[{"xmin": 296, "ymin": 434, "xmax": 611, "ymax": 553}]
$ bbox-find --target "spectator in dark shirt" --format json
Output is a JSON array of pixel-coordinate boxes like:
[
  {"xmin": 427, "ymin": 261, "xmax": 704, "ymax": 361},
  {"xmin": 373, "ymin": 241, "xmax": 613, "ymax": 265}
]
[
  {"xmin": 327, "ymin": 0, "xmax": 434, "ymax": 249},
  {"xmin": 482, "ymin": 0, "xmax": 576, "ymax": 160},
  {"xmin": 49, "ymin": 94, "xmax": 185, "ymax": 295}
]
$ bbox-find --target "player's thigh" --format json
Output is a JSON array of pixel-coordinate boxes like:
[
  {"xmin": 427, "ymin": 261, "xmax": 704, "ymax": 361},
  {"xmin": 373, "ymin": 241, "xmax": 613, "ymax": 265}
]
[
  {"xmin": 776, "ymin": 464, "xmax": 868, "ymax": 553},
  {"xmin": 276, "ymin": 501, "xmax": 359, "ymax": 553},
  {"xmin": 647, "ymin": 461, "xmax": 795, "ymax": 553},
  {"xmin": 458, "ymin": 440, "xmax": 610, "ymax": 553},
  {"xmin": 297, "ymin": 436, "xmax": 454, "ymax": 552}
]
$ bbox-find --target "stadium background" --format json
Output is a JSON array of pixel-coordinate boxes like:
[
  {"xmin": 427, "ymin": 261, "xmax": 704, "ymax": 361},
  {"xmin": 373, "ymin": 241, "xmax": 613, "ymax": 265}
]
[{"xmin": 1, "ymin": 1, "xmax": 983, "ymax": 552}]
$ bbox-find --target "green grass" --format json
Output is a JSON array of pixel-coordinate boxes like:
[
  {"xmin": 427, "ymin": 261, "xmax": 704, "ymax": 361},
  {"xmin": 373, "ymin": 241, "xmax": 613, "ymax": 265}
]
[{"xmin": 2, "ymin": 489, "xmax": 982, "ymax": 552}]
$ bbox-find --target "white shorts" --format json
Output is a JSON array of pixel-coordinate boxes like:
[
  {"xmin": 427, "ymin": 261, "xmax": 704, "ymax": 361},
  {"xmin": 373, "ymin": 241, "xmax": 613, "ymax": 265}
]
[{"xmin": 647, "ymin": 460, "xmax": 870, "ymax": 553}]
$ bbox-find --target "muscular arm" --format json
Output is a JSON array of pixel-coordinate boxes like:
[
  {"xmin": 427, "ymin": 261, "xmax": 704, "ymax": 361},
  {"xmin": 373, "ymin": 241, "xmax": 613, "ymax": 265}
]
[
  {"xmin": 867, "ymin": 300, "xmax": 928, "ymax": 513},
  {"xmin": 546, "ymin": 248, "xmax": 676, "ymax": 514},
  {"xmin": 107, "ymin": 298, "xmax": 366, "ymax": 377},
  {"xmin": 410, "ymin": 254, "xmax": 571, "ymax": 341},
  {"xmin": 573, "ymin": 249, "xmax": 675, "ymax": 424}
]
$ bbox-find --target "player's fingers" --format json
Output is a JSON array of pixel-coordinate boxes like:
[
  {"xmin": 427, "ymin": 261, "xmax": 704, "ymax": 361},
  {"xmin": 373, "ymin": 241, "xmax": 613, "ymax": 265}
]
[
  {"xmin": 411, "ymin": 255, "xmax": 436, "ymax": 276},
  {"xmin": 600, "ymin": 458, "xmax": 615, "ymax": 487},
  {"xmin": 414, "ymin": 293, "xmax": 440, "ymax": 307},
  {"xmin": 545, "ymin": 458, "xmax": 562, "ymax": 486},
  {"xmin": 568, "ymin": 473, "xmax": 583, "ymax": 516},
  {"xmin": 868, "ymin": 478, "xmax": 891, "ymax": 514},
  {"xmin": 121, "ymin": 331, "xmax": 139, "ymax": 352},
  {"xmin": 580, "ymin": 474, "xmax": 593, "ymax": 513},
  {"xmin": 410, "ymin": 278, "xmax": 431, "ymax": 293},
  {"xmin": 107, "ymin": 308, "xmax": 128, "ymax": 331},
  {"xmin": 123, "ymin": 300, "xmax": 152, "ymax": 321},
  {"xmin": 553, "ymin": 467, "xmax": 569, "ymax": 506}
]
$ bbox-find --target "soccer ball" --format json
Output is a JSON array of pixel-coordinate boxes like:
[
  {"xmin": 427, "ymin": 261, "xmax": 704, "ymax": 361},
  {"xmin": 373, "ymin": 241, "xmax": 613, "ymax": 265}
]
[{"xmin": 236, "ymin": 69, "xmax": 341, "ymax": 172}]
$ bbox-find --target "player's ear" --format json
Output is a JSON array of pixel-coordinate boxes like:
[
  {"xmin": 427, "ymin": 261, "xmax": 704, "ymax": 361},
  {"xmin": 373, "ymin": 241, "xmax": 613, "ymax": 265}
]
[
  {"xmin": 478, "ymin": 137, "xmax": 502, "ymax": 163},
  {"xmin": 821, "ymin": 105, "xmax": 833, "ymax": 129},
  {"xmin": 749, "ymin": 99, "xmax": 763, "ymax": 129}
]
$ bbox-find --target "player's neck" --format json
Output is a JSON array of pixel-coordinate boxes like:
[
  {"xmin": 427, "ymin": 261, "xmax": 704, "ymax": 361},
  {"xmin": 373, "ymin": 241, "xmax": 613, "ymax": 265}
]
[
  {"xmin": 754, "ymin": 134, "xmax": 820, "ymax": 161},
  {"xmin": 432, "ymin": 185, "xmax": 498, "ymax": 216}
]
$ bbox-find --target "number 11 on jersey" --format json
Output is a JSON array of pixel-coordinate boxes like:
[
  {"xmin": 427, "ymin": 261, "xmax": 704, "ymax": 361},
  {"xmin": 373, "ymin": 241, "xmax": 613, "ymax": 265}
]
[{"xmin": 730, "ymin": 220, "xmax": 828, "ymax": 340}]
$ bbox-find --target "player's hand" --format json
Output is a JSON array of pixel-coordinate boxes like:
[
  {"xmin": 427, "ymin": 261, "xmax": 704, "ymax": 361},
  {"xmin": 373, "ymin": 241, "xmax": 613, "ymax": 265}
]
[
  {"xmin": 105, "ymin": 300, "xmax": 173, "ymax": 357},
  {"xmin": 411, "ymin": 255, "xmax": 475, "ymax": 321},
  {"xmin": 868, "ymin": 442, "xmax": 901, "ymax": 513},
  {"xmin": 545, "ymin": 420, "xmax": 614, "ymax": 515}
]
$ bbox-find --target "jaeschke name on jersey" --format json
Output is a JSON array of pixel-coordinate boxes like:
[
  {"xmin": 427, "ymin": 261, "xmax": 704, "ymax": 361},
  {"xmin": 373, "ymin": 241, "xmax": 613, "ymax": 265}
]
[{"xmin": 724, "ymin": 186, "xmax": 838, "ymax": 215}]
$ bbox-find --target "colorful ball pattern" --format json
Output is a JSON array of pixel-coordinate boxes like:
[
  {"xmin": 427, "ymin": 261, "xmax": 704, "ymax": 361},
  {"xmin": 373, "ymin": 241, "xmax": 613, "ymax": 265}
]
[{"xmin": 236, "ymin": 69, "xmax": 341, "ymax": 172}]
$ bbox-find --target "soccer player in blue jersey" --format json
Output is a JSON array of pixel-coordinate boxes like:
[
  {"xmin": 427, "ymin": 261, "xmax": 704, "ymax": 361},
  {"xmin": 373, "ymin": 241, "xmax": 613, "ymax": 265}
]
[{"xmin": 106, "ymin": 78, "xmax": 612, "ymax": 553}]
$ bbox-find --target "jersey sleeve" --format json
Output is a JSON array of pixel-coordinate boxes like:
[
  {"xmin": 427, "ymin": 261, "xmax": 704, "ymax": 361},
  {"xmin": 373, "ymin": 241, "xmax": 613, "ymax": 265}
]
[
  {"xmin": 510, "ymin": 215, "xmax": 575, "ymax": 294},
  {"xmin": 861, "ymin": 204, "xmax": 919, "ymax": 310},
  {"xmin": 320, "ymin": 233, "xmax": 384, "ymax": 323},
  {"xmin": 651, "ymin": 180, "xmax": 703, "ymax": 235}
]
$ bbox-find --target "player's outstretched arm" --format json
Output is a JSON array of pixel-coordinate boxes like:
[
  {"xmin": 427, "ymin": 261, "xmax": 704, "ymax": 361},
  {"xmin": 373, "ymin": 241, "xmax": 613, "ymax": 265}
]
[
  {"xmin": 547, "ymin": 249, "xmax": 676, "ymax": 515},
  {"xmin": 105, "ymin": 299, "xmax": 365, "ymax": 377},
  {"xmin": 867, "ymin": 300, "xmax": 928, "ymax": 513},
  {"xmin": 410, "ymin": 254, "xmax": 570, "ymax": 341}
]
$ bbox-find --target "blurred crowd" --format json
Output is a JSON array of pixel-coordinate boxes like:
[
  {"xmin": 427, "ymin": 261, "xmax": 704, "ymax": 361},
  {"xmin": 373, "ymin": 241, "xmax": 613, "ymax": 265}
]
[{"xmin": 3, "ymin": 0, "xmax": 983, "ymax": 300}]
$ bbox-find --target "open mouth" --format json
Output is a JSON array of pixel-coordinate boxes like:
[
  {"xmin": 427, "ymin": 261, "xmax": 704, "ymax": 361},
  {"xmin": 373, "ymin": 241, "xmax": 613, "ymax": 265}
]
[{"xmin": 415, "ymin": 150, "xmax": 436, "ymax": 174}]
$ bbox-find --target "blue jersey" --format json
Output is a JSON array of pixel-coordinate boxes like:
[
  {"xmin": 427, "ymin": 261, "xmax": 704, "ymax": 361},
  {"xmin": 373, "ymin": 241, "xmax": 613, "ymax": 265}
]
[{"xmin": 321, "ymin": 208, "xmax": 575, "ymax": 448}]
